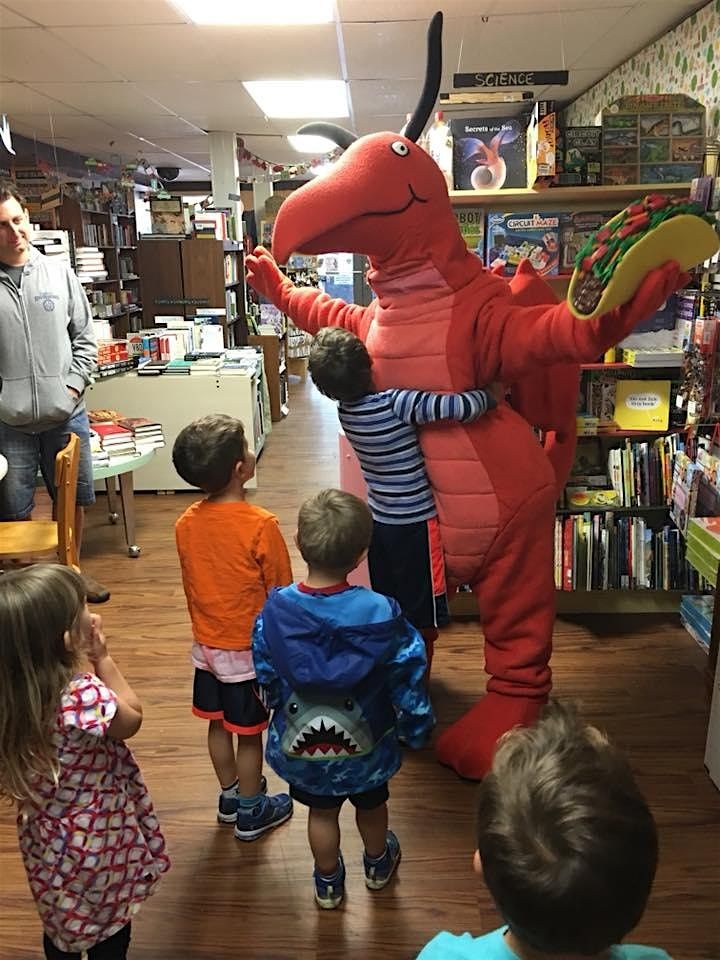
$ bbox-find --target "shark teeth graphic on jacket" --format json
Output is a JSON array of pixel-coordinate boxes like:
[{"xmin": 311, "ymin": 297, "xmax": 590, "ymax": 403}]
[{"xmin": 290, "ymin": 717, "xmax": 361, "ymax": 757}]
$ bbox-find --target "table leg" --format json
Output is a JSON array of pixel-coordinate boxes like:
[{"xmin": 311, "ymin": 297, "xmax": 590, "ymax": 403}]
[
  {"xmin": 118, "ymin": 471, "xmax": 141, "ymax": 557},
  {"xmin": 105, "ymin": 478, "xmax": 120, "ymax": 524}
]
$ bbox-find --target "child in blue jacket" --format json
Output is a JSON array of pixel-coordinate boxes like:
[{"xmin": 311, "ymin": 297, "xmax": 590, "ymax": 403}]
[{"xmin": 252, "ymin": 488, "xmax": 434, "ymax": 910}]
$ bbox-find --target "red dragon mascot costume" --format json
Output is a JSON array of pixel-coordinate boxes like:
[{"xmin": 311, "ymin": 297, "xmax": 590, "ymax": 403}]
[{"xmin": 246, "ymin": 13, "xmax": 685, "ymax": 779}]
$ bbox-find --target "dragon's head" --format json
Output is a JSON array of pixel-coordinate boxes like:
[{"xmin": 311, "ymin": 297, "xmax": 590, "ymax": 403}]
[{"xmin": 271, "ymin": 12, "xmax": 467, "ymax": 272}]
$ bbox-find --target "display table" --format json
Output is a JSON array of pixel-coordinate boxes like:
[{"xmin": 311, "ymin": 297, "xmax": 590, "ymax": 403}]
[
  {"xmin": 86, "ymin": 372, "xmax": 263, "ymax": 492},
  {"xmin": 93, "ymin": 449, "xmax": 155, "ymax": 557}
]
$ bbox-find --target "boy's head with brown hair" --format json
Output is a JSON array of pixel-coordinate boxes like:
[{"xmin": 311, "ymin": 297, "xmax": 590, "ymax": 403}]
[
  {"xmin": 172, "ymin": 414, "xmax": 254, "ymax": 495},
  {"xmin": 477, "ymin": 700, "xmax": 658, "ymax": 957},
  {"xmin": 297, "ymin": 489, "xmax": 373, "ymax": 576},
  {"xmin": 308, "ymin": 327, "xmax": 374, "ymax": 403}
]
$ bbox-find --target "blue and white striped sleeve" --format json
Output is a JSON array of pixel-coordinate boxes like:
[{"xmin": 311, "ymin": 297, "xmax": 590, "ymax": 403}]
[{"xmin": 390, "ymin": 387, "xmax": 496, "ymax": 426}]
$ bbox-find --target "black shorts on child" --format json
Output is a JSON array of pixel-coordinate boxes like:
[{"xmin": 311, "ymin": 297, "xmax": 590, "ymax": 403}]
[
  {"xmin": 289, "ymin": 782, "xmax": 389, "ymax": 810},
  {"xmin": 192, "ymin": 670, "xmax": 269, "ymax": 735},
  {"xmin": 368, "ymin": 517, "xmax": 450, "ymax": 630}
]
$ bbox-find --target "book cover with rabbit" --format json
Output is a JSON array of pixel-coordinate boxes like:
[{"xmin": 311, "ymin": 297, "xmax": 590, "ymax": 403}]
[{"xmin": 451, "ymin": 116, "xmax": 527, "ymax": 191}]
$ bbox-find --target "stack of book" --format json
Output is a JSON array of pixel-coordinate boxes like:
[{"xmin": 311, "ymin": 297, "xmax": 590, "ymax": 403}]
[
  {"xmin": 680, "ymin": 594, "xmax": 714, "ymax": 652},
  {"xmin": 116, "ymin": 417, "xmax": 165, "ymax": 452},
  {"xmin": 92, "ymin": 422, "xmax": 136, "ymax": 460},
  {"xmin": 190, "ymin": 356, "xmax": 224, "ymax": 376},
  {"xmin": 75, "ymin": 247, "xmax": 107, "ymax": 282},
  {"xmin": 89, "ymin": 430, "xmax": 109, "ymax": 469}
]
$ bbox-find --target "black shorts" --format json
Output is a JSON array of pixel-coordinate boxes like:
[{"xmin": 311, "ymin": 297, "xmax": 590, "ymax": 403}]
[
  {"xmin": 368, "ymin": 517, "xmax": 449, "ymax": 630},
  {"xmin": 192, "ymin": 670, "xmax": 269, "ymax": 735},
  {"xmin": 290, "ymin": 782, "xmax": 389, "ymax": 811}
]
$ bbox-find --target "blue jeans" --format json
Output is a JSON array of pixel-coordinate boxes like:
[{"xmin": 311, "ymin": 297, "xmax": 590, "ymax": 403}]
[{"xmin": 0, "ymin": 408, "xmax": 95, "ymax": 520}]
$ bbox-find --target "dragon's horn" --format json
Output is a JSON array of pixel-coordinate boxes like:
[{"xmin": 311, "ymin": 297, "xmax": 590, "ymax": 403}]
[
  {"xmin": 402, "ymin": 12, "xmax": 443, "ymax": 143},
  {"xmin": 297, "ymin": 122, "xmax": 357, "ymax": 152}
]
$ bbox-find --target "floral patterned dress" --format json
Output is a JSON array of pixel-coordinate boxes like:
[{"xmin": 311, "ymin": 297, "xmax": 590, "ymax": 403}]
[{"xmin": 17, "ymin": 673, "xmax": 170, "ymax": 952}]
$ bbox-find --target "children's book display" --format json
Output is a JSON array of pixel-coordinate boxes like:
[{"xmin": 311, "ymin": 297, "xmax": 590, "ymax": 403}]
[
  {"xmin": 451, "ymin": 116, "xmax": 527, "ymax": 191},
  {"xmin": 486, "ymin": 211, "xmax": 560, "ymax": 277}
]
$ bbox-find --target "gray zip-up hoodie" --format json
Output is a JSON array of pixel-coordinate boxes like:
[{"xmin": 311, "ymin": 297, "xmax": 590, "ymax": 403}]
[{"xmin": 0, "ymin": 246, "xmax": 97, "ymax": 433}]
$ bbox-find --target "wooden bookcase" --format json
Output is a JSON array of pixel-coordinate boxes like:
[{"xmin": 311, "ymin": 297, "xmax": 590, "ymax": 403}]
[
  {"xmin": 59, "ymin": 195, "xmax": 142, "ymax": 338},
  {"xmin": 444, "ymin": 181, "xmax": 707, "ymax": 618},
  {"xmin": 249, "ymin": 332, "xmax": 288, "ymax": 421},
  {"xmin": 137, "ymin": 237, "xmax": 245, "ymax": 346}
]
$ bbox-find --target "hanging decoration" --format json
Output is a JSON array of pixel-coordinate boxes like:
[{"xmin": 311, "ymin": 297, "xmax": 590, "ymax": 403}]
[{"xmin": 236, "ymin": 137, "xmax": 339, "ymax": 181}]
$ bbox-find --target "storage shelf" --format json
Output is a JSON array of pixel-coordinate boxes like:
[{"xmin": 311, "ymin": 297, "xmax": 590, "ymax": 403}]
[
  {"xmin": 449, "ymin": 182, "xmax": 692, "ymax": 208},
  {"xmin": 557, "ymin": 505, "xmax": 670, "ymax": 515},
  {"xmin": 118, "ymin": 245, "xmax": 137, "ymax": 250},
  {"xmin": 449, "ymin": 588, "xmax": 685, "ymax": 617}
]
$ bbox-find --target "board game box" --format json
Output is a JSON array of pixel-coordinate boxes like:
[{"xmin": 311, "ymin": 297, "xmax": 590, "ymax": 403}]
[
  {"xmin": 454, "ymin": 206, "xmax": 485, "ymax": 255},
  {"xmin": 559, "ymin": 210, "xmax": 617, "ymax": 272},
  {"xmin": 559, "ymin": 126, "xmax": 602, "ymax": 185},
  {"xmin": 485, "ymin": 211, "xmax": 560, "ymax": 277}
]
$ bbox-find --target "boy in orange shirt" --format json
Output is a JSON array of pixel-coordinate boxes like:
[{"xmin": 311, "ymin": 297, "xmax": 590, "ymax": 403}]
[{"xmin": 173, "ymin": 414, "xmax": 293, "ymax": 840}]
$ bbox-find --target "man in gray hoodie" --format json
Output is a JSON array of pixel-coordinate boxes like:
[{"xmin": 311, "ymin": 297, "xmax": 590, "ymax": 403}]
[{"xmin": 0, "ymin": 180, "xmax": 109, "ymax": 602}]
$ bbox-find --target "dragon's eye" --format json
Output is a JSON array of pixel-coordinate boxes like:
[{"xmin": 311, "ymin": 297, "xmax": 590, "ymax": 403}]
[
  {"xmin": 288, "ymin": 702, "xmax": 298, "ymax": 714},
  {"xmin": 344, "ymin": 698, "xmax": 354, "ymax": 711},
  {"xmin": 391, "ymin": 141, "xmax": 410, "ymax": 157}
]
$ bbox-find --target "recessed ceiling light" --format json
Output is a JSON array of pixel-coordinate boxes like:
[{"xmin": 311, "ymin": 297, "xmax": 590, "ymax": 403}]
[
  {"xmin": 172, "ymin": 0, "xmax": 334, "ymax": 25},
  {"xmin": 288, "ymin": 134, "xmax": 336, "ymax": 154},
  {"xmin": 243, "ymin": 80, "xmax": 349, "ymax": 119}
]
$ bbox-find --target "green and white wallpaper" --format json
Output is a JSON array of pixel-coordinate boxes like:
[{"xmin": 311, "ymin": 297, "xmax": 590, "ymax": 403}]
[{"xmin": 564, "ymin": 0, "xmax": 720, "ymax": 141}]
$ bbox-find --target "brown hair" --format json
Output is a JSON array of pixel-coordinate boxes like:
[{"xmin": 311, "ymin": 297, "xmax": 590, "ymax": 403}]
[
  {"xmin": 477, "ymin": 700, "xmax": 658, "ymax": 955},
  {"xmin": 0, "ymin": 564, "xmax": 86, "ymax": 802},
  {"xmin": 297, "ymin": 489, "xmax": 372, "ymax": 573},
  {"xmin": 309, "ymin": 327, "xmax": 374, "ymax": 402},
  {"xmin": 0, "ymin": 179, "xmax": 27, "ymax": 207},
  {"xmin": 172, "ymin": 414, "xmax": 247, "ymax": 494}
]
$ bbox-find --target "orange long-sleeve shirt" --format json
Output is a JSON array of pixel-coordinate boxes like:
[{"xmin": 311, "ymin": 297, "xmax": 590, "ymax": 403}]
[{"xmin": 175, "ymin": 499, "xmax": 293, "ymax": 651}]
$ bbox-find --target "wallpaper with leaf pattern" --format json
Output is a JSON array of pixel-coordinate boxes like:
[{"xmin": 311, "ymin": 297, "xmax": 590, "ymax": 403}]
[{"xmin": 564, "ymin": 0, "xmax": 720, "ymax": 141}]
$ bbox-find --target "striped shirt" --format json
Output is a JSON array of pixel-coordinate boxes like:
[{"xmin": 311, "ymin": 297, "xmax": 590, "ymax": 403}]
[{"xmin": 339, "ymin": 388, "xmax": 495, "ymax": 524}]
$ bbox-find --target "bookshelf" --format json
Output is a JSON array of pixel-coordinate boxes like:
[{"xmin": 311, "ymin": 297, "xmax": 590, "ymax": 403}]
[
  {"xmin": 249, "ymin": 332, "xmax": 288, "ymax": 422},
  {"xmin": 449, "ymin": 182, "xmax": 693, "ymax": 209},
  {"xmin": 59, "ymin": 194, "xmax": 142, "ymax": 339},
  {"xmin": 137, "ymin": 237, "xmax": 246, "ymax": 348}
]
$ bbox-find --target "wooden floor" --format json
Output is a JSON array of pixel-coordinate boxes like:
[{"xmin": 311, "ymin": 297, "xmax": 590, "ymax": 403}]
[{"xmin": 1, "ymin": 376, "xmax": 719, "ymax": 960}]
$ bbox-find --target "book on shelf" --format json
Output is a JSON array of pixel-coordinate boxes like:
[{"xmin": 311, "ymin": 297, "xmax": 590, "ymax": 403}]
[
  {"xmin": 612, "ymin": 380, "xmax": 671, "ymax": 432},
  {"xmin": 670, "ymin": 451, "xmax": 702, "ymax": 536},
  {"xmin": 680, "ymin": 594, "xmax": 713, "ymax": 652},
  {"xmin": 621, "ymin": 348, "xmax": 684, "ymax": 367}
]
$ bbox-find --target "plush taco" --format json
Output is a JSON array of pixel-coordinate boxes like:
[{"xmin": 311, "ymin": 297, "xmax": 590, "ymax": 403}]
[{"xmin": 568, "ymin": 194, "xmax": 719, "ymax": 320}]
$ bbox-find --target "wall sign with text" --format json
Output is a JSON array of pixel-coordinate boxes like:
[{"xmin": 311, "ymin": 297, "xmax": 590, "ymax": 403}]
[{"xmin": 454, "ymin": 71, "xmax": 569, "ymax": 89}]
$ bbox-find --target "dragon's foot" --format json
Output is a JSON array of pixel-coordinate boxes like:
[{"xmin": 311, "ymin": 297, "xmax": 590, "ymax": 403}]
[{"xmin": 435, "ymin": 692, "xmax": 546, "ymax": 780}]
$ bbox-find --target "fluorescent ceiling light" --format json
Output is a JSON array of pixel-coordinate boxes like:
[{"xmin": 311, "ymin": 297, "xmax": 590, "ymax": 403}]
[
  {"xmin": 288, "ymin": 134, "xmax": 336, "ymax": 154},
  {"xmin": 244, "ymin": 80, "xmax": 349, "ymax": 119},
  {"xmin": 173, "ymin": 0, "xmax": 334, "ymax": 25}
]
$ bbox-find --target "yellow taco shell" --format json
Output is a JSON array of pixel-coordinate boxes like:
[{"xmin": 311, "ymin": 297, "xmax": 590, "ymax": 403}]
[{"xmin": 568, "ymin": 213, "xmax": 720, "ymax": 321}]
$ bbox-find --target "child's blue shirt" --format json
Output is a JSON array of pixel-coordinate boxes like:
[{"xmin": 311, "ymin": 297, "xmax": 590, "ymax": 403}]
[
  {"xmin": 416, "ymin": 928, "xmax": 672, "ymax": 960},
  {"xmin": 252, "ymin": 582, "xmax": 434, "ymax": 797}
]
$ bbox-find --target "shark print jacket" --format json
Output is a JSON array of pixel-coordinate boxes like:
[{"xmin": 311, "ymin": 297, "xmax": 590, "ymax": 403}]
[{"xmin": 252, "ymin": 583, "xmax": 434, "ymax": 797}]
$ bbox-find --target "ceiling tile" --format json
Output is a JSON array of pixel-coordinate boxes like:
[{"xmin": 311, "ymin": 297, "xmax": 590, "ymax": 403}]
[
  {"xmin": 10, "ymin": 0, "xmax": 186, "ymax": 26},
  {"xmin": 0, "ymin": 82, "xmax": 84, "ymax": 114},
  {"xmin": 25, "ymin": 81, "xmax": 175, "ymax": 116},
  {"xmin": 0, "ymin": 3, "xmax": 35, "ymax": 26},
  {"xmin": 51, "ymin": 23, "xmax": 341, "ymax": 83},
  {"xmin": 355, "ymin": 114, "xmax": 408, "ymax": 136},
  {"xmin": 0, "ymin": 28, "xmax": 120, "ymax": 81},
  {"xmin": 105, "ymin": 114, "xmax": 207, "ymax": 137},
  {"xmin": 350, "ymin": 77, "xmax": 426, "ymax": 117},
  {"xmin": 143, "ymin": 135, "xmax": 209, "ymax": 154}
]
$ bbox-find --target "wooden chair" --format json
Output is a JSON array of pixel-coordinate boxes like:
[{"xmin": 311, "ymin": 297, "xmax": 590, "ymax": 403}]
[{"xmin": 0, "ymin": 433, "xmax": 80, "ymax": 568}]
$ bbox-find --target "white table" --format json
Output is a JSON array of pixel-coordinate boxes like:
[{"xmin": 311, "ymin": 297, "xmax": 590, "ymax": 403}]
[{"xmin": 93, "ymin": 449, "xmax": 155, "ymax": 557}]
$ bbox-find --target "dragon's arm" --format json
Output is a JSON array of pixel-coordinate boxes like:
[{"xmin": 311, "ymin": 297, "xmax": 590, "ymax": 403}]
[
  {"xmin": 480, "ymin": 261, "xmax": 685, "ymax": 384},
  {"xmin": 246, "ymin": 246, "xmax": 370, "ymax": 338}
]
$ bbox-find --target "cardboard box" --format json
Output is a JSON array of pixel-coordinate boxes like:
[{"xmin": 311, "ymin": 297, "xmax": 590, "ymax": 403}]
[
  {"xmin": 451, "ymin": 116, "xmax": 527, "ymax": 191},
  {"xmin": 526, "ymin": 101, "xmax": 556, "ymax": 188},
  {"xmin": 486, "ymin": 210, "xmax": 560, "ymax": 277},
  {"xmin": 559, "ymin": 210, "xmax": 617, "ymax": 272},
  {"xmin": 559, "ymin": 126, "xmax": 602, "ymax": 185},
  {"xmin": 454, "ymin": 207, "xmax": 484, "ymax": 254}
]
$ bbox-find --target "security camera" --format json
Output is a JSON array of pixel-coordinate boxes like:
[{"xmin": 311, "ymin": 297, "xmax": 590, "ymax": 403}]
[{"xmin": 157, "ymin": 166, "xmax": 180, "ymax": 181}]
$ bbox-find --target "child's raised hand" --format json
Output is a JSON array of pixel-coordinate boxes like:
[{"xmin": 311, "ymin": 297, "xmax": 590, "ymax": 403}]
[{"xmin": 83, "ymin": 614, "xmax": 109, "ymax": 666}]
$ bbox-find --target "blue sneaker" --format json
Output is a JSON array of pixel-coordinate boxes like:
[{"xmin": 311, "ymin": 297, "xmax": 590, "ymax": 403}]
[
  {"xmin": 314, "ymin": 855, "xmax": 345, "ymax": 909},
  {"xmin": 363, "ymin": 830, "xmax": 401, "ymax": 890},
  {"xmin": 217, "ymin": 776, "xmax": 267, "ymax": 824},
  {"xmin": 234, "ymin": 791, "xmax": 292, "ymax": 841}
]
